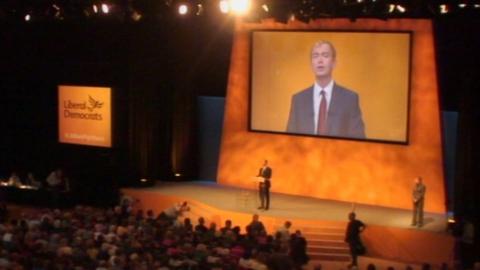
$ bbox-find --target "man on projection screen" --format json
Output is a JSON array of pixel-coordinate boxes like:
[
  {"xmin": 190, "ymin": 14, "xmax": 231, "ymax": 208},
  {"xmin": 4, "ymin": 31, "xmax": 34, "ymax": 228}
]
[{"xmin": 286, "ymin": 41, "xmax": 365, "ymax": 139}]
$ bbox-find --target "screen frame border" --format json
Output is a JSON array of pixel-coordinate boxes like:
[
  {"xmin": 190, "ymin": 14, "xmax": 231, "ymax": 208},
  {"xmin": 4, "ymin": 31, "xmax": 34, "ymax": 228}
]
[{"xmin": 248, "ymin": 29, "xmax": 413, "ymax": 145}]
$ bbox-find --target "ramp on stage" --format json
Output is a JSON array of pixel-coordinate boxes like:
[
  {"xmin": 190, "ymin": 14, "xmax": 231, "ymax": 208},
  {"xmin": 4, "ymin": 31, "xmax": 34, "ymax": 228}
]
[{"xmin": 121, "ymin": 181, "xmax": 454, "ymax": 268}]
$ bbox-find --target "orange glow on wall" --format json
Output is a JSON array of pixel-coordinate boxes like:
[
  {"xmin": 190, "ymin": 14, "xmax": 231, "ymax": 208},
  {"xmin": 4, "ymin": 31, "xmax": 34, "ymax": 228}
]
[
  {"xmin": 58, "ymin": 85, "xmax": 112, "ymax": 148},
  {"xmin": 218, "ymin": 19, "xmax": 446, "ymax": 213}
]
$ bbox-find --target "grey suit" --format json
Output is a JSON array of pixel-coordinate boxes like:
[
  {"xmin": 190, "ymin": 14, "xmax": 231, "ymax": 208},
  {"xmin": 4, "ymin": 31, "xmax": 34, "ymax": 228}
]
[
  {"xmin": 412, "ymin": 182, "xmax": 426, "ymax": 226},
  {"xmin": 286, "ymin": 83, "xmax": 365, "ymax": 138}
]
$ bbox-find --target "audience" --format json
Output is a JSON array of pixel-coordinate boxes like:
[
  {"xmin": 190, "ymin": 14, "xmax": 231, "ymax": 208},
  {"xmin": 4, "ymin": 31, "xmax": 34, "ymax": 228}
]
[
  {"xmin": 0, "ymin": 201, "xmax": 306, "ymax": 269},
  {"xmin": 0, "ymin": 195, "xmax": 463, "ymax": 270}
]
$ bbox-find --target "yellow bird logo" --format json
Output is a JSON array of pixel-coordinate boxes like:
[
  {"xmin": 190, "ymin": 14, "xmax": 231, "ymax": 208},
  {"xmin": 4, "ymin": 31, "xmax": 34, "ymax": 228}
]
[{"xmin": 87, "ymin": 95, "xmax": 104, "ymax": 112}]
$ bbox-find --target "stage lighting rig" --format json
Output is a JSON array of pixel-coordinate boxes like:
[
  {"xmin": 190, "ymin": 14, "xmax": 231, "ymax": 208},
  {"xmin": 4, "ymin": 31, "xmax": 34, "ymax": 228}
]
[{"xmin": 230, "ymin": 0, "xmax": 251, "ymax": 16}]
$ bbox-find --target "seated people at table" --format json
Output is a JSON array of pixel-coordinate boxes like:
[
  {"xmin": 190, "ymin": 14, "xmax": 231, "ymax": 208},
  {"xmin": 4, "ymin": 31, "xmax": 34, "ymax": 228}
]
[
  {"xmin": 26, "ymin": 172, "xmax": 42, "ymax": 188},
  {"xmin": 7, "ymin": 171, "xmax": 22, "ymax": 187},
  {"xmin": 46, "ymin": 168, "xmax": 69, "ymax": 191}
]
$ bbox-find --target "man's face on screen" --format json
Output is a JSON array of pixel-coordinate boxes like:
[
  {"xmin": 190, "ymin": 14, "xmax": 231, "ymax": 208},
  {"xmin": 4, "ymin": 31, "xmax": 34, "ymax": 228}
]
[{"xmin": 311, "ymin": 43, "xmax": 336, "ymax": 79}]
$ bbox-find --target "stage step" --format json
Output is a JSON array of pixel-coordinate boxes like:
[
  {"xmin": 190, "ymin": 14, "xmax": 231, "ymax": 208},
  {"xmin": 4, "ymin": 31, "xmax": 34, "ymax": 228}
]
[
  {"xmin": 308, "ymin": 246, "xmax": 350, "ymax": 254},
  {"xmin": 300, "ymin": 225, "xmax": 351, "ymax": 264},
  {"xmin": 308, "ymin": 252, "xmax": 351, "ymax": 261},
  {"xmin": 303, "ymin": 233, "xmax": 344, "ymax": 241},
  {"xmin": 307, "ymin": 239, "xmax": 348, "ymax": 248},
  {"xmin": 301, "ymin": 227, "xmax": 345, "ymax": 234}
]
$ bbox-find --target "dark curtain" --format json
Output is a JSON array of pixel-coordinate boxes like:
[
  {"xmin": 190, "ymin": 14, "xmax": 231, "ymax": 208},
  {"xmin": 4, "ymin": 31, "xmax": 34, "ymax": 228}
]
[
  {"xmin": 436, "ymin": 18, "xmax": 480, "ymax": 262},
  {"xmin": 125, "ymin": 24, "xmax": 174, "ymax": 183}
]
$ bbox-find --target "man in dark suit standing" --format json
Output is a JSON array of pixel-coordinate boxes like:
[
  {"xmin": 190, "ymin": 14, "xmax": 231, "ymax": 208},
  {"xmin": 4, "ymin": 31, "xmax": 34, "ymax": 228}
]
[
  {"xmin": 345, "ymin": 212, "xmax": 366, "ymax": 268},
  {"xmin": 257, "ymin": 160, "xmax": 272, "ymax": 210},
  {"xmin": 287, "ymin": 41, "xmax": 365, "ymax": 139}
]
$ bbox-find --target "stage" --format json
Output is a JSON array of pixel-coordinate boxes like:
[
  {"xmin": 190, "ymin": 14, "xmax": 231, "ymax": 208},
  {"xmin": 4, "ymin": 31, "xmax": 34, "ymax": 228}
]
[{"xmin": 122, "ymin": 181, "xmax": 454, "ymax": 268}]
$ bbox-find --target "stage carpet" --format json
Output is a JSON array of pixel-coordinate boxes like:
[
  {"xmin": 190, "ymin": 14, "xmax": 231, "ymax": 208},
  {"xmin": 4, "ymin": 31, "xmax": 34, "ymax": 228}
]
[{"xmin": 121, "ymin": 181, "xmax": 454, "ymax": 269}]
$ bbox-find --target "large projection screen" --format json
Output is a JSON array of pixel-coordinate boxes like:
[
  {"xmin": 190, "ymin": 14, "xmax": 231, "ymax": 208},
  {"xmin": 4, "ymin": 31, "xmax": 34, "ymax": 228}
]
[
  {"xmin": 58, "ymin": 85, "xmax": 112, "ymax": 148},
  {"xmin": 218, "ymin": 19, "xmax": 445, "ymax": 213},
  {"xmin": 250, "ymin": 31, "xmax": 411, "ymax": 143}
]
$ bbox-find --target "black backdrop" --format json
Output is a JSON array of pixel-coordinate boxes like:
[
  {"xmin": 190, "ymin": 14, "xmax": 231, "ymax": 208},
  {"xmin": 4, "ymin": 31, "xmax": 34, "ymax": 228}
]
[{"xmin": 0, "ymin": 17, "xmax": 479, "ymax": 219}]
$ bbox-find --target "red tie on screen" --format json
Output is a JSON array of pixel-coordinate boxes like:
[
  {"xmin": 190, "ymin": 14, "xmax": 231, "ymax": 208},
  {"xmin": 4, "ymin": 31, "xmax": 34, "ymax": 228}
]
[{"xmin": 317, "ymin": 90, "xmax": 327, "ymax": 135}]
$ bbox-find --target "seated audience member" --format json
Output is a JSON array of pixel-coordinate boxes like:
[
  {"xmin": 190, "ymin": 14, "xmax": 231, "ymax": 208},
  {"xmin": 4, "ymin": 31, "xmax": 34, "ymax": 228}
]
[
  {"xmin": 195, "ymin": 217, "xmax": 208, "ymax": 234},
  {"xmin": 26, "ymin": 172, "xmax": 42, "ymax": 188},
  {"xmin": 182, "ymin": 217, "xmax": 194, "ymax": 232},
  {"xmin": 163, "ymin": 201, "xmax": 190, "ymax": 222},
  {"xmin": 422, "ymin": 263, "xmax": 431, "ymax": 270},
  {"xmin": 276, "ymin": 221, "xmax": 292, "ymax": 243},
  {"xmin": 246, "ymin": 214, "xmax": 265, "ymax": 238},
  {"xmin": 367, "ymin": 263, "xmax": 377, "ymax": 270},
  {"xmin": 220, "ymin": 219, "xmax": 233, "ymax": 235},
  {"xmin": 290, "ymin": 230, "xmax": 309, "ymax": 269},
  {"xmin": 46, "ymin": 168, "xmax": 69, "ymax": 191},
  {"xmin": 7, "ymin": 171, "xmax": 22, "ymax": 187}
]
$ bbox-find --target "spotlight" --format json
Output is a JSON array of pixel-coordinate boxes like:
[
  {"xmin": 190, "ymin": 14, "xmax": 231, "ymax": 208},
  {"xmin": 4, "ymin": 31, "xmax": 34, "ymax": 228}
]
[
  {"xmin": 196, "ymin": 3, "xmax": 203, "ymax": 15},
  {"xmin": 396, "ymin": 4, "xmax": 406, "ymax": 13},
  {"xmin": 24, "ymin": 14, "xmax": 31, "ymax": 21},
  {"xmin": 131, "ymin": 10, "xmax": 142, "ymax": 21},
  {"xmin": 140, "ymin": 178, "xmax": 148, "ymax": 183},
  {"xmin": 388, "ymin": 4, "xmax": 395, "ymax": 13},
  {"xmin": 178, "ymin": 3, "xmax": 188, "ymax": 15},
  {"xmin": 230, "ymin": 0, "xmax": 251, "ymax": 15},
  {"xmin": 261, "ymin": 4, "xmax": 269, "ymax": 12},
  {"xmin": 101, "ymin": 3, "xmax": 109, "ymax": 14},
  {"xmin": 439, "ymin": 4, "xmax": 449, "ymax": 14},
  {"xmin": 93, "ymin": 4, "xmax": 99, "ymax": 13},
  {"xmin": 458, "ymin": 3, "xmax": 467, "ymax": 8},
  {"xmin": 219, "ymin": 0, "xmax": 229, "ymax": 13}
]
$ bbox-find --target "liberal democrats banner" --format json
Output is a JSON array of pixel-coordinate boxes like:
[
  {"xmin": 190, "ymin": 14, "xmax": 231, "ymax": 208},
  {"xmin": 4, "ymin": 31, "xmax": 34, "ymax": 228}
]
[{"xmin": 58, "ymin": 85, "xmax": 112, "ymax": 147}]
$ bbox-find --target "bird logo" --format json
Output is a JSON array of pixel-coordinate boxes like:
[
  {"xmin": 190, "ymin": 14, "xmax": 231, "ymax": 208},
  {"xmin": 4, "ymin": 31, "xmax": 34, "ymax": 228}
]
[{"xmin": 87, "ymin": 95, "xmax": 104, "ymax": 112}]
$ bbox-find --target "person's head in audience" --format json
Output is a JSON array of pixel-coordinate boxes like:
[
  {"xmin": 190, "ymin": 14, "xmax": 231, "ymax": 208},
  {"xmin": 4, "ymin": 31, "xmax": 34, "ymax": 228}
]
[
  {"xmin": 422, "ymin": 263, "xmax": 431, "ymax": 270},
  {"xmin": 366, "ymin": 264, "xmax": 376, "ymax": 270},
  {"xmin": 405, "ymin": 266, "xmax": 413, "ymax": 270}
]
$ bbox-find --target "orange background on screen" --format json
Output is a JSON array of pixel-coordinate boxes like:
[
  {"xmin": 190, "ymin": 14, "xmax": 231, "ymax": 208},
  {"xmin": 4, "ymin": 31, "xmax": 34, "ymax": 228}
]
[
  {"xmin": 218, "ymin": 19, "xmax": 446, "ymax": 213},
  {"xmin": 58, "ymin": 85, "xmax": 112, "ymax": 148},
  {"xmin": 251, "ymin": 32, "xmax": 410, "ymax": 142}
]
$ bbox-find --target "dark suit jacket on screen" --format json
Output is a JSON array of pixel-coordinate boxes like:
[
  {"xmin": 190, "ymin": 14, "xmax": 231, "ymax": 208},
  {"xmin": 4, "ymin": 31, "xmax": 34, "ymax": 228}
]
[{"xmin": 286, "ymin": 83, "xmax": 365, "ymax": 138}]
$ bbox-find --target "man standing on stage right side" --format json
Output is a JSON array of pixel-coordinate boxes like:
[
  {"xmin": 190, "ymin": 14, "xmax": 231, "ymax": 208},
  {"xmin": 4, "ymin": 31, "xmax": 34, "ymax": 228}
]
[
  {"xmin": 411, "ymin": 176, "xmax": 426, "ymax": 227},
  {"xmin": 345, "ymin": 212, "xmax": 366, "ymax": 268},
  {"xmin": 257, "ymin": 160, "xmax": 272, "ymax": 210}
]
